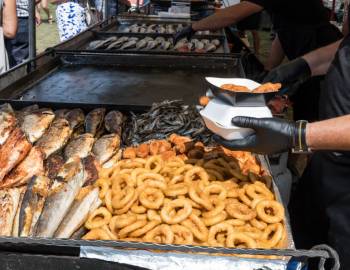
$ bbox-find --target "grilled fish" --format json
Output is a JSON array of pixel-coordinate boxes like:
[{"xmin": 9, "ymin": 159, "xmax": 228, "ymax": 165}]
[
  {"xmin": 107, "ymin": 36, "xmax": 128, "ymax": 49},
  {"xmin": 20, "ymin": 108, "xmax": 55, "ymax": 143},
  {"xmin": 54, "ymin": 109, "xmax": 69, "ymax": 119},
  {"xmin": 205, "ymin": 43, "xmax": 217, "ymax": 52},
  {"xmin": 35, "ymin": 157, "xmax": 98, "ymax": 237},
  {"xmin": 104, "ymin": 110, "xmax": 124, "ymax": 135},
  {"xmin": 11, "ymin": 187, "xmax": 26, "ymax": 237},
  {"xmin": 20, "ymin": 104, "xmax": 39, "ymax": 113},
  {"xmin": 0, "ymin": 187, "xmax": 21, "ymax": 236},
  {"xmin": 92, "ymin": 133, "xmax": 121, "ymax": 164},
  {"xmin": 18, "ymin": 175, "xmax": 51, "ymax": 237},
  {"xmin": 102, "ymin": 149, "xmax": 122, "ymax": 168},
  {"xmin": 36, "ymin": 118, "xmax": 73, "ymax": 158},
  {"xmin": 136, "ymin": 39, "xmax": 147, "ymax": 50},
  {"xmin": 0, "ymin": 147, "xmax": 45, "ymax": 188},
  {"xmin": 84, "ymin": 108, "xmax": 106, "ymax": 136},
  {"xmin": 64, "ymin": 133, "xmax": 95, "ymax": 161},
  {"xmin": 155, "ymin": 36, "xmax": 165, "ymax": 45},
  {"xmin": 54, "ymin": 187, "xmax": 101, "ymax": 238},
  {"xmin": 121, "ymin": 39, "xmax": 137, "ymax": 50},
  {"xmin": 0, "ymin": 128, "xmax": 32, "ymax": 182},
  {"xmin": 161, "ymin": 40, "xmax": 172, "ymax": 50},
  {"xmin": 65, "ymin": 109, "xmax": 85, "ymax": 130},
  {"xmin": 44, "ymin": 153, "xmax": 65, "ymax": 180},
  {"xmin": 212, "ymin": 39, "xmax": 220, "ymax": 46},
  {"xmin": 146, "ymin": 40, "xmax": 158, "ymax": 50},
  {"xmin": 0, "ymin": 103, "xmax": 17, "ymax": 145}
]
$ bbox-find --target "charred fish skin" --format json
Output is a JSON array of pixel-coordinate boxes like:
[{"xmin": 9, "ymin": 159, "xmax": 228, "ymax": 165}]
[
  {"xmin": 92, "ymin": 133, "xmax": 121, "ymax": 164},
  {"xmin": 11, "ymin": 186, "xmax": 26, "ymax": 237},
  {"xmin": 0, "ymin": 128, "xmax": 32, "ymax": 182},
  {"xmin": 0, "ymin": 187, "xmax": 21, "ymax": 236},
  {"xmin": 0, "ymin": 103, "xmax": 17, "ymax": 146},
  {"xmin": 84, "ymin": 108, "xmax": 106, "ymax": 136},
  {"xmin": 18, "ymin": 175, "xmax": 50, "ymax": 237},
  {"xmin": 64, "ymin": 133, "xmax": 95, "ymax": 162},
  {"xmin": 35, "ymin": 160, "xmax": 85, "ymax": 238},
  {"xmin": 20, "ymin": 108, "xmax": 55, "ymax": 143},
  {"xmin": 44, "ymin": 153, "xmax": 65, "ymax": 180},
  {"xmin": 35, "ymin": 118, "xmax": 73, "ymax": 159},
  {"xmin": 65, "ymin": 109, "xmax": 85, "ymax": 130},
  {"xmin": 54, "ymin": 187, "xmax": 101, "ymax": 239},
  {"xmin": 82, "ymin": 155, "xmax": 100, "ymax": 187},
  {"xmin": 104, "ymin": 110, "xmax": 124, "ymax": 135},
  {"xmin": 0, "ymin": 146, "xmax": 45, "ymax": 188}
]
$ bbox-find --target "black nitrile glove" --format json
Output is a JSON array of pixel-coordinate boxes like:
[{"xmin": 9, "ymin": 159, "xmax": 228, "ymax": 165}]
[
  {"xmin": 213, "ymin": 116, "xmax": 299, "ymax": 155},
  {"xmin": 173, "ymin": 25, "xmax": 196, "ymax": 45},
  {"xmin": 263, "ymin": 57, "xmax": 311, "ymax": 87}
]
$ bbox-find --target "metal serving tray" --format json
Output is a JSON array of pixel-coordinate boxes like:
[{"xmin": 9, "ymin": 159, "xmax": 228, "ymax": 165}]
[{"xmin": 0, "ymin": 51, "xmax": 242, "ymax": 106}]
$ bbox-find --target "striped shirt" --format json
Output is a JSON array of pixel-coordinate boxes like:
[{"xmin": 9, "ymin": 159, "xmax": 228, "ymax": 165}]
[{"xmin": 17, "ymin": 0, "xmax": 29, "ymax": 17}]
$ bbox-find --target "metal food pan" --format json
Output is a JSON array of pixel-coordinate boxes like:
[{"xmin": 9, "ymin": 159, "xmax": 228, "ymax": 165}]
[{"xmin": 0, "ymin": 51, "xmax": 242, "ymax": 106}]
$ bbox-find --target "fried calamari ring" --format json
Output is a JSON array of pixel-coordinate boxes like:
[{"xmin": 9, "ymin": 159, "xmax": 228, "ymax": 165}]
[
  {"xmin": 131, "ymin": 201, "xmax": 147, "ymax": 214},
  {"xmin": 85, "ymin": 207, "xmax": 112, "ymax": 229},
  {"xmin": 137, "ymin": 172, "xmax": 166, "ymax": 190},
  {"xmin": 112, "ymin": 187, "xmax": 136, "ymax": 209},
  {"xmin": 164, "ymin": 183, "xmax": 189, "ymax": 197},
  {"xmin": 169, "ymin": 175, "xmax": 185, "ymax": 185},
  {"xmin": 202, "ymin": 211, "xmax": 227, "ymax": 226},
  {"xmin": 225, "ymin": 202, "xmax": 256, "ymax": 221},
  {"xmin": 235, "ymin": 225, "xmax": 263, "ymax": 240},
  {"xmin": 250, "ymin": 218, "xmax": 268, "ymax": 230},
  {"xmin": 118, "ymin": 219, "xmax": 148, "ymax": 238},
  {"xmin": 147, "ymin": 209, "xmax": 162, "ymax": 222},
  {"xmin": 202, "ymin": 198, "xmax": 226, "ymax": 218},
  {"xmin": 188, "ymin": 186, "xmax": 213, "ymax": 210},
  {"xmin": 225, "ymin": 219, "xmax": 246, "ymax": 226},
  {"xmin": 109, "ymin": 214, "xmax": 137, "ymax": 231},
  {"xmin": 145, "ymin": 156, "xmax": 163, "ymax": 173},
  {"xmin": 83, "ymin": 228, "xmax": 113, "ymax": 240},
  {"xmin": 238, "ymin": 188, "xmax": 254, "ymax": 206},
  {"xmin": 144, "ymin": 224, "xmax": 174, "ymax": 244},
  {"xmin": 171, "ymin": 224, "xmax": 194, "ymax": 245},
  {"xmin": 184, "ymin": 167, "xmax": 209, "ymax": 186},
  {"xmin": 178, "ymin": 195, "xmax": 202, "ymax": 209},
  {"xmin": 104, "ymin": 189, "xmax": 113, "ymax": 213},
  {"xmin": 111, "ymin": 174, "xmax": 133, "ymax": 194},
  {"xmin": 99, "ymin": 166, "xmax": 116, "ymax": 179},
  {"xmin": 139, "ymin": 187, "xmax": 164, "ymax": 209},
  {"xmin": 181, "ymin": 214, "xmax": 208, "ymax": 242},
  {"xmin": 136, "ymin": 214, "xmax": 147, "ymax": 220},
  {"xmin": 191, "ymin": 208, "xmax": 202, "ymax": 216},
  {"xmin": 203, "ymin": 183, "xmax": 227, "ymax": 200},
  {"xmin": 246, "ymin": 184, "xmax": 274, "ymax": 200},
  {"xmin": 160, "ymin": 198, "xmax": 192, "ymax": 224},
  {"xmin": 226, "ymin": 232, "xmax": 257, "ymax": 248},
  {"xmin": 114, "ymin": 191, "xmax": 138, "ymax": 215},
  {"xmin": 260, "ymin": 223, "xmax": 284, "ymax": 248},
  {"xmin": 208, "ymin": 222, "xmax": 234, "ymax": 247},
  {"xmin": 130, "ymin": 168, "xmax": 148, "ymax": 187},
  {"xmin": 256, "ymin": 200, "xmax": 284, "ymax": 224},
  {"xmin": 95, "ymin": 178, "xmax": 111, "ymax": 199},
  {"xmin": 130, "ymin": 220, "xmax": 161, "ymax": 237},
  {"xmin": 174, "ymin": 164, "xmax": 194, "ymax": 176}
]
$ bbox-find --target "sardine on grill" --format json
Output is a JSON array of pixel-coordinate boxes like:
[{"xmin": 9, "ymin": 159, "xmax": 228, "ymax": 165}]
[
  {"xmin": 65, "ymin": 108, "xmax": 85, "ymax": 130},
  {"xmin": 92, "ymin": 133, "xmax": 121, "ymax": 164},
  {"xmin": 121, "ymin": 39, "xmax": 137, "ymax": 50},
  {"xmin": 64, "ymin": 133, "xmax": 95, "ymax": 162},
  {"xmin": 104, "ymin": 110, "xmax": 124, "ymax": 135},
  {"xmin": 85, "ymin": 108, "xmax": 106, "ymax": 136}
]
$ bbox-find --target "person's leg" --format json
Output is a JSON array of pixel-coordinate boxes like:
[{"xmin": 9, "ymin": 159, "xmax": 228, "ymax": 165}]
[{"xmin": 41, "ymin": 0, "xmax": 53, "ymax": 23}]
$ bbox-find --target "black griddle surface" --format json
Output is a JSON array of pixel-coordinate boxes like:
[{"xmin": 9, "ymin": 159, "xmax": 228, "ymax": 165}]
[{"xmin": 19, "ymin": 65, "xmax": 240, "ymax": 105}]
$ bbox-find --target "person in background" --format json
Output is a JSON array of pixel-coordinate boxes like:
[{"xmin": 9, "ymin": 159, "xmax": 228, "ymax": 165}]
[
  {"xmin": 53, "ymin": 0, "xmax": 87, "ymax": 42},
  {"xmin": 174, "ymin": 0, "xmax": 343, "ymax": 122},
  {"xmin": 36, "ymin": 0, "xmax": 53, "ymax": 24},
  {"xmin": 1, "ymin": 0, "xmax": 17, "ymax": 73}
]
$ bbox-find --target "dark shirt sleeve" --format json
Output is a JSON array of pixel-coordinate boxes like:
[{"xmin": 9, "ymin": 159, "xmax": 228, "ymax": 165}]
[{"xmin": 245, "ymin": 0, "xmax": 270, "ymax": 9}]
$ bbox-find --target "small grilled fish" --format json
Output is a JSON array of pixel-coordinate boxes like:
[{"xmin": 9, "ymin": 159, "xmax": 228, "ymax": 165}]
[
  {"xmin": 44, "ymin": 153, "xmax": 65, "ymax": 180},
  {"xmin": 205, "ymin": 43, "xmax": 217, "ymax": 52},
  {"xmin": 65, "ymin": 108, "xmax": 85, "ymax": 130},
  {"xmin": 64, "ymin": 133, "xmax": 95, "ymax": 161},
  {"xmin": 11, "ymin": 187, "xmax": 26, "ymax": 237},
  {"xmin": 136, "ymin": 39, "xmax": 147, "ymax": 50},
  {"xmin": 166, "ymin": 24, "xmax": 175, "ymax": 34},
  {"xmin": 146, "ymin": 40, "xmax": 158, "ymax": 50},
  {"xmin": 157, "ymin": 25, "xmax": 166, "ymax": 34},
  {"xmin": 0, "ymin": 147, "xmax": 45, "ymax": 188},
  {"xmin": 212, "ymin": 39, "xmax": 220, "ymax": 46},
  {"xmin": 106, "ymin": 39, "xmax": 123, "ymax": 50},
  {"xmin": 0, "ymin": 128, "xmax": 32, "ymax": 182},
  {"xmin": 92, "ymin": 134, "xmax": 121, "ymax": 164},
  {"xmin": 54, "ymin": 109, "xmax": 69, "ymax": 119},
  {"xmin": 87, "ymin": 40, "xmax": 105, "ymax": 50},
  {"xmin": 104, "ymin": 110, "xmax": 124, "ymax": 135},
  {"xmin": 36, "ymin": 118, "xmax": 72, "ymax": 158},
  {"xmin": 54, "ymin": 187, "xmax": 101, "ymax": 238},
  {"xmin": 20, "ymin": 108, "xmax": 55, "ymax": 143},
  {"xmin": 102, "ymin": 149, "xmax": 122, "ymax": 168},
  {"xmin": 161, "ymin": 40, "xmax": 172, "ymax": 50},
  {"xmin": 0, "ymin": 103, "xmax": 17, "ymax": 145},
  {"xmin": 155, "ymin": 36, "xmax": 165, "ymax": 45},
  {"xmin": 174, "ymin": 38, "xmax": 188, "ymax": 50},
  {"xmin": 121, "ymin": 39, "xmax": 137, "ymax": 50},
  {"xmin": 0, "ymin": 187, "xmax": 21, "ymax": 236},
  {"xmin": 18, "ymin": 175, "xmax": 51, "ymax": 237},
  {"xmin": 85, "ymin": 108, "xmax": 106, "ymax": 136}
]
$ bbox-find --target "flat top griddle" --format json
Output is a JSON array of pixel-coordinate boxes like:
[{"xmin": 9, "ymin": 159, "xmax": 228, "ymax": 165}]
[{"xmin": 18, "ymin": 56, "xmax": 242, "ymax": 106}]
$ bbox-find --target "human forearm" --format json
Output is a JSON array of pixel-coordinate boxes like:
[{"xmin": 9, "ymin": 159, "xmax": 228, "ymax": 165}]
[
  {"xmin": 265, "ymin": 35, "xmax": 285, "ymax": 71},
  {"xmin": 306, "ymin": 115, "xmax": 350, "ymax": 150},
  {"xmin": 302, "ymin": 40, "xmax": 342, "ymax": 76},
  {"xmin": 3, "ymin": 0, "xmax": 17, "ymax": 38},
  {"xmin": 192, "ymin": 2, "xmax": 263, "ymax": 31}
]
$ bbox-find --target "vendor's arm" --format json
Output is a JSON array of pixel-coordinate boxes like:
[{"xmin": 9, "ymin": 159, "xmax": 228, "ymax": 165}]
[
  {"xmin": 3, "ymin": 0, "xmax": 17, "ymax": 38},
  {"xmin": 192, "ymin": 1, "xmax": 263, "ymax": 31},
  {"xmin": 306, "ymin": 115, "xmax": 350, "ymax": 150},
  {"xmin": 264, "ymin": 35, "xmax": 285, "ymax": 71}
]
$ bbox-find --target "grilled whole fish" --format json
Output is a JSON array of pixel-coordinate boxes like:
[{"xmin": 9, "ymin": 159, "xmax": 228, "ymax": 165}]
[
  {"xmin": 44, "ymin": 153, "xmax": 65, "ymax": 180},
  {"xmin": 92, "ymin": 133, "xmax": 121, "ymax": 164},
  {"xmin": 0, "ymin": 128, "xmax": 32, "ymax": 182},
  {"xmin": 0, "ymin": 147, "xmax": 45, "ymax": 188},
  {"xmin": 121, "ymin": 39, "xmax": 137, "ymax": 50},
  {"xmin": 82, "ymin": 155, "xmax": 100, "ymax": 187},
  {"xmin": 0, "ymin": 187, "xmax": 21, "ymax": 236},
  {"xmin": 11, "ymin": 187, "xmax": 26, "ymax": 237},
  {"xmin": 36, "ymin": 118, "xmax": 73, "ymax": 158},
  {"xmin": 0, "ymin": 103, "xmax": 17, "ymax": 145},
  {"xmin": 104, "ymin": 110, "xmax": 124, "ymax": 135},
  {"xmin": 54, "ymin": 109, "xmax": 69, "ymax": 119},
  {"xmin": 85, "ymin": 108, "xmax": 106, "ymax": 136},
  {"xmin": 18, "ymin": 175, "xmax": 51, "ymax": 237},
  {"xmin": 65, "ymin": 109, "xmax": 85, "ymax": 130},
  {"xmin": 102, "ymin": 149, "xmax": 122, "ymax": 168},
  {"xmin": 35, "ymin": 157, "xmax": 98, "ymax": 237},
  {"xmin": 64, "ymin": 133, "xmax": 95, "ymax": 162},
  {"xmin": 20, "ymin": 108, "xmax": 55, "ymax": 143},
  {"xmin": 136, "ymin": 39, "xmax": 147, "ymax": 50},
  {"xmin": 54, "ymin": 187, "xmax": 101, "ymax": 238}
]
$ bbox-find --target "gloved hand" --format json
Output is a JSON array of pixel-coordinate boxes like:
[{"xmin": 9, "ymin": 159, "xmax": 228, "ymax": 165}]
[
  {"xmin": 213, "ymin": 116, "xmax": 299, "ymax": 154},
  {"xmin": 173, "ymin": 25, "xmax": 196, "ymax": 45},
  {"xmin": 263, "ymin": 57, "xmax": 311, "ymax": 87}
]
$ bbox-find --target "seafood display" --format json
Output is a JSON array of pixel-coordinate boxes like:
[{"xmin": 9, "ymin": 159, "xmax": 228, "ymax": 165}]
[
  {"xmin": 87, "ymin": 36, "xmax": 221, "ymax": 53},
  {"xmin": 0, "ymin": 103, "xmax": 123, "ymax": 237},
  {"xmin": 123, "ymin": 100, "xmax": 212, "ymax": 145},
  {"xmin": 220, "ymin": 83, "xmax": 282, "ymax": 93},
  {"xmin": 84, "ymin": 135, "xmax": 287, "ymax": 249}
]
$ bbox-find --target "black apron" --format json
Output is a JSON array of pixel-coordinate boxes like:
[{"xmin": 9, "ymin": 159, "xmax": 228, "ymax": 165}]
[
  {"xmin": 277, "ymin": 24, "xmax": 343, "ymax": 121},
  {"xmin": 289, "ymin": 31, "xmax": 350, "ymax": 270}
]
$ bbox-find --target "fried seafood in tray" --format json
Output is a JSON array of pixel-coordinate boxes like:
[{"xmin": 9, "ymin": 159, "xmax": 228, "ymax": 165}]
[{"xmin": 84, "ymin": 134, "xmax": 289, "ymax": 250}]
